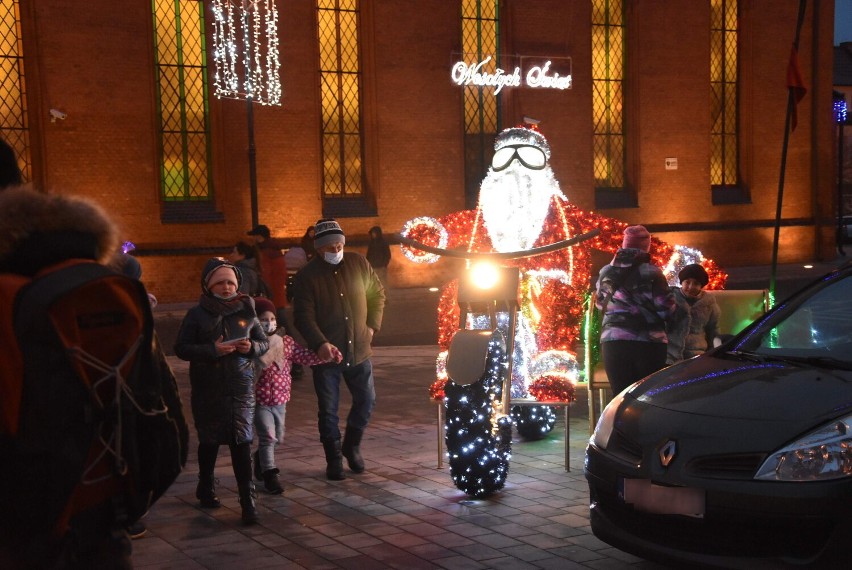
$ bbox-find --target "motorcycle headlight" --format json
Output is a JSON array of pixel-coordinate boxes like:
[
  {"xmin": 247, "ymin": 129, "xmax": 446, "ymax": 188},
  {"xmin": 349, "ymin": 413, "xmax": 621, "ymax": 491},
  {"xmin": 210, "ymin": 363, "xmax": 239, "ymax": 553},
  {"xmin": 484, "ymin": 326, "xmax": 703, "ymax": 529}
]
[
  {"xmin": 755, "ymin": 414, "xmax": 852, "ymax": 481},
  {"xmin": 591, "ymin": 391, "xmax": 627, "ymax": 450}
]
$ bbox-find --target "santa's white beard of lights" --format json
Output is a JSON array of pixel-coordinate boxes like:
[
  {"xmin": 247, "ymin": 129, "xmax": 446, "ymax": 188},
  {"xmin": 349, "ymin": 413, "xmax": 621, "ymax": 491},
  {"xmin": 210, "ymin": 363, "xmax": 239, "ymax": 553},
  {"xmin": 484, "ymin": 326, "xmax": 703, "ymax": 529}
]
[{"xmin": 478, "ymin": 164, "xmax": 562, "ymax": 252}]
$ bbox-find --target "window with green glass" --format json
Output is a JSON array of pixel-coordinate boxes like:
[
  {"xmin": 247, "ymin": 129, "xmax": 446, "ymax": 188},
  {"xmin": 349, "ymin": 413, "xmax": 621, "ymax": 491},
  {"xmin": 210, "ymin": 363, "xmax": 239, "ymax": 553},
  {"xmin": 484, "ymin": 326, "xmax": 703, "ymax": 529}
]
[
  {"xmin": 152, "ymin": 0, "xmax": 212, "ymax": 202},
  {"xmin": 591, "ymin": 0, "xmax": 625, "ymax": 193},
  {"xmin": 710, "ymin": 0, "xmax": 738, "ymax": 190},
  {"xmin": 461, "ymin": 0, "xmax": 500, "ymax": 209},
  {"xmin": 317, "ymin": 0, "xmax": 363, "ymax": 199},
  {"xmin": 0, "ymin": 0, "xmax": 31, "ymax": 182}
]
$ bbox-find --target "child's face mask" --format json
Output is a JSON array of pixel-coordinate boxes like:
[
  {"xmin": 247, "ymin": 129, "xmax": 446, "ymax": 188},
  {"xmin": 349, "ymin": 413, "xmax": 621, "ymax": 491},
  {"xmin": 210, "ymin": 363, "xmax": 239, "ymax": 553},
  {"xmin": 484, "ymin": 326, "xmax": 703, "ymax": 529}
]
[
  {"xmin": 259, "ymin": 317, "xmax": 277, "ymax": 334},
  {"xmin": 213, "ymin": 292, "xmax": 239, "ymax": 300}
]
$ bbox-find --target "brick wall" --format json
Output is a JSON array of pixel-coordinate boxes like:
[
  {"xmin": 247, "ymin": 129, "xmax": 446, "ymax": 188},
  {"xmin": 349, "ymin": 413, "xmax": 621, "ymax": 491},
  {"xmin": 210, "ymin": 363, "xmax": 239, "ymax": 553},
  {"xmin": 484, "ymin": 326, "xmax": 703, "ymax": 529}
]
[{"xmin": 19, "ymin": 0, "xmax": 837, "ymax": 303}]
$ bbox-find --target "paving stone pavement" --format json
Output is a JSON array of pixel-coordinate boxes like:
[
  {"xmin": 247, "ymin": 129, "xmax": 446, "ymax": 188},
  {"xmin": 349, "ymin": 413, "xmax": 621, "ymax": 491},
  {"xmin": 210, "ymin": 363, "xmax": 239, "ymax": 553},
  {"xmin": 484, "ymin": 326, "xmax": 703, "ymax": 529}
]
[
  {"xmin": 135, "ymin": 258, "xmax": 852, "ymax": 568},
  {"xmin": 131, "ymin": 345, "xmax": 670, "ymax": 569}
]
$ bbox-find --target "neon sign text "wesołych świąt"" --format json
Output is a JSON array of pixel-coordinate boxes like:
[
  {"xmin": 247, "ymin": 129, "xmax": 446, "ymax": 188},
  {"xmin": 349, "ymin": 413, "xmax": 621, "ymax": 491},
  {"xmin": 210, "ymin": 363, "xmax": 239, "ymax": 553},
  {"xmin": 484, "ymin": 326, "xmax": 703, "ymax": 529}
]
[{"xmin": 451, "ymin": 56, "xmax": 572, "ymax": 94}]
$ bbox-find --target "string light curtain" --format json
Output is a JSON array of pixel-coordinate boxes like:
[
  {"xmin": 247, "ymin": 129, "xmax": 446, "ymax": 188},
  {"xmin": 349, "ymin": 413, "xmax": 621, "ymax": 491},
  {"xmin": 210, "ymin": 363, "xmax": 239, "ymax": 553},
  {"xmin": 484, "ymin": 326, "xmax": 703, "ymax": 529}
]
[{"xmin": 211, "ymin": 0, "xmax": 281, "ymax": 105}]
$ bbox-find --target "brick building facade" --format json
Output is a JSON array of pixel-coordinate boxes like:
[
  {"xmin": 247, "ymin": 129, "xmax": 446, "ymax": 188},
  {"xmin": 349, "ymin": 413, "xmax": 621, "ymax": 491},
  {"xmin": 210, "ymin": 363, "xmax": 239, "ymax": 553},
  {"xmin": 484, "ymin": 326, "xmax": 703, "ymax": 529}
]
[{"xmin": 4, "ymin": 1, "xmax": 836, "ymax": 303}]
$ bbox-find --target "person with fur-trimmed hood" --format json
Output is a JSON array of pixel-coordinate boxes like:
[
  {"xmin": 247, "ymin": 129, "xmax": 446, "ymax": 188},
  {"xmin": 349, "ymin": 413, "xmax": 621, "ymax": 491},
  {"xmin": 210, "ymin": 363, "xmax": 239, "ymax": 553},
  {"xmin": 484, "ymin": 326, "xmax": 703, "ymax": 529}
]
[
  {"xmin": 174, "ymin": 258, "xmax": 269, "ymax": 525},
  {"xmin": 666, "ymin": 263, "xmax": 721, "ymax": 364},
  {"xmin": 0, "ymin": 187, "xmax": 189, "ymax": 568}
]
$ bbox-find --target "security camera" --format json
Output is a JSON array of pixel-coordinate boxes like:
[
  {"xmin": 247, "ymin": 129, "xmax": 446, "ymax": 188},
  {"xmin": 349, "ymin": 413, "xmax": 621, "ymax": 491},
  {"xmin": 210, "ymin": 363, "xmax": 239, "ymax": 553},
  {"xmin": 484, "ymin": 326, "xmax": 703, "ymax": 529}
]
[{"xmin": 49, "ymin": 108, "xmax": 67, "ymax": 122}]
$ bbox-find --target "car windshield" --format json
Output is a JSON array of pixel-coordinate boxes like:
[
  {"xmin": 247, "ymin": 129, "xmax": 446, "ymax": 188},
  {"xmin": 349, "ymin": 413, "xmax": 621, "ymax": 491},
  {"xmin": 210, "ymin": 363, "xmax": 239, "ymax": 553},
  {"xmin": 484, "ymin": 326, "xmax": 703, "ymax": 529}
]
[{"xmin": 733, "ymin": 272, "xmax": 852, "ymax": 363}]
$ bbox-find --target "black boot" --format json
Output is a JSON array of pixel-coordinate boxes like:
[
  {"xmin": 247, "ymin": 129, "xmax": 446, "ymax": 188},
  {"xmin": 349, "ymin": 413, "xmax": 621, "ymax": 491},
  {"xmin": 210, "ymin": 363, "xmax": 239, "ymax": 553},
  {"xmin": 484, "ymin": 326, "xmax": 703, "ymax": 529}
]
[
  {"xmin": 253, "ymin": 450, "xmax": 262, "ymax": 481},
  {"xmin": 238, "ymin": 482, "xmax": 259, "ymax": 525},
  {"xmin": 262, "ymin": 468, "xmax": 284, "ymax": 494},
  {"xmin": 322, "ymin": 439, "xmax": 346, "ymax": 481},
  {"xmin": 341, "ymin": 427, "xmax": 365, "ymax": 473},
  {"xmin": 196, "ymin": 475, "xmax": 221, "ymax": 509}
]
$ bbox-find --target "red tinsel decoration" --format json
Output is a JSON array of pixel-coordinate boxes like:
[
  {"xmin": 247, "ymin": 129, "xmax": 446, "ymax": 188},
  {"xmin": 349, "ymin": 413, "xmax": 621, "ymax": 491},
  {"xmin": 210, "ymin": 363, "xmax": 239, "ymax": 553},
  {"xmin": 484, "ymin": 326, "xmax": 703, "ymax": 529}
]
[
  {"xmin": 429, "ymin": 378, "xmax": 447, "ymax": 401},
  {"xmin": 528, "ymin": 375, "xmax": 576, "ymax": 403},
  {"xmin": 408, "ymin": 191, "xmax": 729, "ymax": 388}
]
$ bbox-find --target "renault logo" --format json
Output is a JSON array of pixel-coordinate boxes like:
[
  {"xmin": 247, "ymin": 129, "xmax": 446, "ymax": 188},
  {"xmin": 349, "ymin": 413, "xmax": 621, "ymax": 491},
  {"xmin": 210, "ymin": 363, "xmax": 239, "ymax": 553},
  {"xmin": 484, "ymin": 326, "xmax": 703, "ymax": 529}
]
[{"xmin": 659, "ymin": 440, "xmax": 677, "ymax": 467}]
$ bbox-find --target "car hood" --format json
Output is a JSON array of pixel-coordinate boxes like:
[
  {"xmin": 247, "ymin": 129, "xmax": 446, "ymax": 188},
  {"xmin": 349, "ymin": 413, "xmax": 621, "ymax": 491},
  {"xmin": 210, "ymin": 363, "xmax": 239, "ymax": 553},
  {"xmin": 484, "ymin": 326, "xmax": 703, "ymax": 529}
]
[
  {"xmin": 628, "ymin": 354, "xmax": 852, "ymax": 424},
  {"xmin": 604, "ymin": 355, "xmax": 852, "ymax": 468}
]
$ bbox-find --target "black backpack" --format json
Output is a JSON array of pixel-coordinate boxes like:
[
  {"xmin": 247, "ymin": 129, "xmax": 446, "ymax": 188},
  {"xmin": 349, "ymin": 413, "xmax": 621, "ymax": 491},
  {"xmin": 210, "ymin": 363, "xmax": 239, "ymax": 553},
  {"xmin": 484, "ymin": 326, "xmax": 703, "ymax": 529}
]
[{"xmin": 0, "ymin": 261, "xmax": 188, "ymax": 564}]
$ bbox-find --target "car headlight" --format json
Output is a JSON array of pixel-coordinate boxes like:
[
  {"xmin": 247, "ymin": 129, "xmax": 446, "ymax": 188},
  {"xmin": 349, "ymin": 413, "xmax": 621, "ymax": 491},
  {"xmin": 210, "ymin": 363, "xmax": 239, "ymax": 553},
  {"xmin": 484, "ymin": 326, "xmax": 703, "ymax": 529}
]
[
  {"xmin": 755, "ymin": 414, "xmax": 852, "ymax": 481},
  {"xmin": 591, "ymin": 391, "xmax": 627, "ymax": 450}
]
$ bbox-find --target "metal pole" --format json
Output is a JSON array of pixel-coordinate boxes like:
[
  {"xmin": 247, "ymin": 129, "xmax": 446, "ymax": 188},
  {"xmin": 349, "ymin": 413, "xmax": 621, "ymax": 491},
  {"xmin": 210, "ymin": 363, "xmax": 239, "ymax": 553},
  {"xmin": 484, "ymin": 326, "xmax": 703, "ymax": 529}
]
[
  {"xmin": 502, "ymin": 304, "xmax": 517, "ymax": 416},
  {"xmin": 770, "ymin": 0, "xmax": 807, "ymax": 304},
  {"xmin": 839, "ymin": 120, "xmax": 846, "ymax": 256},
  {"xmin": 243, "ymin": 2, "xmax": 259, "ymax": 227},
  {"xmin": 247, "ymin": 97, "xmax": 258, "ymax": 227}
]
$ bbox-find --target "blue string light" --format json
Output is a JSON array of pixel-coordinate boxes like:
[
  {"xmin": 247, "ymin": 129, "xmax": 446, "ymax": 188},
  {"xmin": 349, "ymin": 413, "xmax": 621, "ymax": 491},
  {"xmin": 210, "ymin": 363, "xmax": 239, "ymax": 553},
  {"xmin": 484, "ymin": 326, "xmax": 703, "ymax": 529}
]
[{"xmin": 835, "ymin": 98, "xmax": 848, "ymax": 124}]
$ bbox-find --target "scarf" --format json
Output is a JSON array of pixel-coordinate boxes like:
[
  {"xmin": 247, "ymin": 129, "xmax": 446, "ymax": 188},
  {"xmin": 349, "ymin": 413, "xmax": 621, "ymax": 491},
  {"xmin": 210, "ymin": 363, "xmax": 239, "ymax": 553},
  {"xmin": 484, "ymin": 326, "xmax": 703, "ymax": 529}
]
[
  {"xmin": 198, "ymin": 292, "xmax": 251, "ymax": 316},
  {"xmin": 259, "ymin": 333, "xmax": 285, "ymax": 369}
]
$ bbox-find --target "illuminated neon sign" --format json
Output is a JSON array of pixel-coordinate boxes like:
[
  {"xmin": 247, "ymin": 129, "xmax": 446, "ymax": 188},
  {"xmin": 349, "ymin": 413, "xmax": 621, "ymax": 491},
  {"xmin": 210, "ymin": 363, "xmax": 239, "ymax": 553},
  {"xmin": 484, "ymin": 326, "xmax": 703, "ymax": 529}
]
[{"xmin": 451, "ymin": 55, "xmax": 572, "ymax": 94}]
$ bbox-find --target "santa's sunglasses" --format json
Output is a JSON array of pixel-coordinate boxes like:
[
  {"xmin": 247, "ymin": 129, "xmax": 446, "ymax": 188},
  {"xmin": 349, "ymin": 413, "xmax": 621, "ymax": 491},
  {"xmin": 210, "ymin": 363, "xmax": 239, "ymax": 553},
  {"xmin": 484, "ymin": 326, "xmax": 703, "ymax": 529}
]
[{"xmin": 491, "ymin": 144, "xmax": 547, "ymax": 172}]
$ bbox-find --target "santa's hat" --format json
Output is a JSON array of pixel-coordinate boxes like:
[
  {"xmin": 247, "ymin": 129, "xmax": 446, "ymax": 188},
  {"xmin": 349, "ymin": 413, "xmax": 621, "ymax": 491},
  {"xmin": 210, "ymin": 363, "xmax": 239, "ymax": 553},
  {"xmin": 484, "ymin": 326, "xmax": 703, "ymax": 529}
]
[{"xmin": 494, "ymin": 123, "xmax": 551, "ymax": 160}]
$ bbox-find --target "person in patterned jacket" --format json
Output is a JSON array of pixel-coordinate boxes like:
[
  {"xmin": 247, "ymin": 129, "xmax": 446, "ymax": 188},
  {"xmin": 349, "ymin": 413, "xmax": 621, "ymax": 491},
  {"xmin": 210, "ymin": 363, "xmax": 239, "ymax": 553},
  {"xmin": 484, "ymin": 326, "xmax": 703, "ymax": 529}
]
[
  {"xmin": 595, "ymin": 225, "xmax": 677, "ymax": 395},
  {"xmin": 252, "ymin": 297, "xmax": 340, "ymax": 494}
]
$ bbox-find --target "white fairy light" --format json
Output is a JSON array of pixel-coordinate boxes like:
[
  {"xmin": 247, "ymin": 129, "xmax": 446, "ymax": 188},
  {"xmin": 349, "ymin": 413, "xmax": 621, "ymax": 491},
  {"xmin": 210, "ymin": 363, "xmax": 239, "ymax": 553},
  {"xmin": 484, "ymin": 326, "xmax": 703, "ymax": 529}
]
[
  {"xmin": 212, "ymin": 0, "xmax": 281, "ymax": 106},
  {"xmin": 663, "ymin": 245, "xmax": 705, "ymax": 286},
  {"xmin": 400, "ymin": 217, "xmax": 449, "ymax": 263}
]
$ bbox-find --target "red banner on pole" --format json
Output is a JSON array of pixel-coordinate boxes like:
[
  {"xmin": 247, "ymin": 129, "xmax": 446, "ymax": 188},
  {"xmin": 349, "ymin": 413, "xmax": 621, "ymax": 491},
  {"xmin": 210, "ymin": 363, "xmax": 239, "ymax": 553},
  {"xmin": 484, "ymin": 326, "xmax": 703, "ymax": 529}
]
[{"xmin": 786, "ymin": 44, "xmax": 807, "ymax": 131}]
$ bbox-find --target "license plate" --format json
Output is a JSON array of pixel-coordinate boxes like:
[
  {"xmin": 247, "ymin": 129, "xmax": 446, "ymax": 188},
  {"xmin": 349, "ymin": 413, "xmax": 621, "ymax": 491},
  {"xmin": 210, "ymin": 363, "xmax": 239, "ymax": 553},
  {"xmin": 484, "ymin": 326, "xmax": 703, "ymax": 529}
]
[{"xmin": 619, "ymin": 478, "xmax": 705, "ymax": 518}]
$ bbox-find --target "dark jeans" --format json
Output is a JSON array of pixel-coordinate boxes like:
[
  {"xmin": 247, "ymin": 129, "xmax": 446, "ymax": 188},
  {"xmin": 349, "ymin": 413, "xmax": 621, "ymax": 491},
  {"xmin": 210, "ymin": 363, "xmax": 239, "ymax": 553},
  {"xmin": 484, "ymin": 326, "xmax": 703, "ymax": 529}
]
[
  {"xmin": 602, "ymin": 340, "xmax": 668, "ymax": 394},
  {"xmin": 312, "ymin": 359, "xmax": 375, "ymax": 442}
]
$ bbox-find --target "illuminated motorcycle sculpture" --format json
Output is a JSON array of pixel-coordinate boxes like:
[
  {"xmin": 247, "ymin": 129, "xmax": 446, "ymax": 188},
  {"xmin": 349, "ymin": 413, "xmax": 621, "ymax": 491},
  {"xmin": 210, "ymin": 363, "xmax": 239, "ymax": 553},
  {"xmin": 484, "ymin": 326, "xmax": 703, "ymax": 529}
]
[
  {"xmin": 400, "ymin": 125, "xmax": 727, "ymax": 439},
  {"xmin": 398, "ymin": 231, "xmax": 599, "ymax": 497}
]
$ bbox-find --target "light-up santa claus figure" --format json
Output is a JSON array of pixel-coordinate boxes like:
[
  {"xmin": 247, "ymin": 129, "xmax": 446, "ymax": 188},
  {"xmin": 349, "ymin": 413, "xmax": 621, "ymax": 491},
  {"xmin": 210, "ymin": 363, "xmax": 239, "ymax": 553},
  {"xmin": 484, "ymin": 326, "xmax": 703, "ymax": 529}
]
[{"xmin": 401, "ymin": 124, "xmax": 726, "ymax": 403}]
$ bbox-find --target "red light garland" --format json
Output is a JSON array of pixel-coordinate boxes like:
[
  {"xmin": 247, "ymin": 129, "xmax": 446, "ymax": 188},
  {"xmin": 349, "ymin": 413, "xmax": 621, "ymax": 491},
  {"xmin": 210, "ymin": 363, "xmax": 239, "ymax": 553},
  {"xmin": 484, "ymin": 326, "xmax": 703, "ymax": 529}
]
[
  {"xmin": 528, "ymin": 375, "xmax": 576, "ymax": 402},
  {"xmin": 404, "ymin": 171, "xmax": 727, "ymax": 405}
]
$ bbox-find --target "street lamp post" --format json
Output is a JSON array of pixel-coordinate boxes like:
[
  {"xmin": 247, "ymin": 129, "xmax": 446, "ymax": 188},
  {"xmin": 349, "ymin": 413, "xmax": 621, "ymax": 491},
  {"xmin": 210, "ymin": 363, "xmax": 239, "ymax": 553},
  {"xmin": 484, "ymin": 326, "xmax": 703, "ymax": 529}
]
[{"xmin": 211, "ymin": 0, "xmax": 281, "ymax": 228}]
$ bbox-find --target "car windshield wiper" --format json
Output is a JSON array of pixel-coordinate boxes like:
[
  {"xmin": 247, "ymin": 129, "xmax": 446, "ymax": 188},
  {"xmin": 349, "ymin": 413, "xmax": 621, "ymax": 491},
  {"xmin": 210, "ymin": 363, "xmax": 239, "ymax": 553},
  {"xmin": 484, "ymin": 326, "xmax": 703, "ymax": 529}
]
[
  {"xmin": 725, "ymin": 350, "xmax": 766, "ymax": 363},
  {"xmin": 765, "ymin": 355, "xmax": 852, "ymax": 371}
]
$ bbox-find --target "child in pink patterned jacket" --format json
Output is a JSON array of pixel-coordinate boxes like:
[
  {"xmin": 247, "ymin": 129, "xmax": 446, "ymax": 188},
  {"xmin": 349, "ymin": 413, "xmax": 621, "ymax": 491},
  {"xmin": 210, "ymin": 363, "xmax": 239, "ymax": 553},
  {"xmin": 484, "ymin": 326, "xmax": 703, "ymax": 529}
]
[{"xmin": 252, "ymin": 298, "xmax": 341, "ymax": 493}]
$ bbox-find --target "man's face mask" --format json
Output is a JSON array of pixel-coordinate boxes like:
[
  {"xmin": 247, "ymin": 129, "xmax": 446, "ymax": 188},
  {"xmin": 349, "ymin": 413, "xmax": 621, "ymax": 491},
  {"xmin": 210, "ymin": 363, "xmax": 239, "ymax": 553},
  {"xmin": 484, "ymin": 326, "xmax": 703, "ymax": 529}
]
[{"xmin": 323, "ymin": 250, "xmax": 344, "ymax": 265}]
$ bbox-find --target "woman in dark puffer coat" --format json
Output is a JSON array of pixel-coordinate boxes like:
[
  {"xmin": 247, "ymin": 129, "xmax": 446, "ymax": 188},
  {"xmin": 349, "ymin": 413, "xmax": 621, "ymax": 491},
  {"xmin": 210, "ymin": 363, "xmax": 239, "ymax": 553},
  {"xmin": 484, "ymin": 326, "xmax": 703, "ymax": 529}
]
[{"xmin": 174, "ymin": 258, "xmax": 269, "ymax": 524}]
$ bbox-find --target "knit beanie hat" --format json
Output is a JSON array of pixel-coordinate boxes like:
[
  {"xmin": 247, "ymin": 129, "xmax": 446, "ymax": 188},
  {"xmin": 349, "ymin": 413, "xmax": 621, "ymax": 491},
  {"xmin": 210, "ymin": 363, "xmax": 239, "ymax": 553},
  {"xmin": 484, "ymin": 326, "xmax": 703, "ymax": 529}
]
[
  {"xmin": 622, "ymin": 225, "xmax": 651, "ymax": 252},
  {"xmin": 678, "ymin": 263, "xmax": 709, "ymax": 287},
  {"xmin": 201, "ymin": 257, "xmax": 242, "ymax": 293},
  {"xmin": 314, "ymin": 218, "xmax": 345, "ymax": 249},
  {"xmin": 254, "ymin": 296, "xmax": 276, "ymax": 316}
]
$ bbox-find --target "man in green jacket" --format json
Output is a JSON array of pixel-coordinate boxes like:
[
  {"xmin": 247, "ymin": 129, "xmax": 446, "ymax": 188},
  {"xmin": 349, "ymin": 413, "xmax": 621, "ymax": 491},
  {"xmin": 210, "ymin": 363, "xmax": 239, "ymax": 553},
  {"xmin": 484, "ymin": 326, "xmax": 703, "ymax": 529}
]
[{"xmin": 292, "ymin": 219, "xmax": 386, "ymax": 480}]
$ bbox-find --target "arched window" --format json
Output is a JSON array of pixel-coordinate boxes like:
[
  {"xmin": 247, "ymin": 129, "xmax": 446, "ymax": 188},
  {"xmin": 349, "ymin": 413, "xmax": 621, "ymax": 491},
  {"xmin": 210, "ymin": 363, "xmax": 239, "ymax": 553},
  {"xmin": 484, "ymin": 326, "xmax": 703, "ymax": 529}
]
[
  {"xmin": 461, "ymin": 0, "xmax": 501, "ymax": 209},
  {"xmin": 152, "ymin": 0, "xmax": 213, "ymax": 206},
  {"xmin": 710, "ymin": 0, "xmax": 743, "ymax": 203},
  {"xmin": 0, "ymin": 0, "xmax": 32, "ymax": 182},
  {"xmin": 591, "ymin": 0, "xmax": 629, "ymax": 207},
  {"xmin": 317, "ymin": 0, "xmax": 363, "ymax": 200}
]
